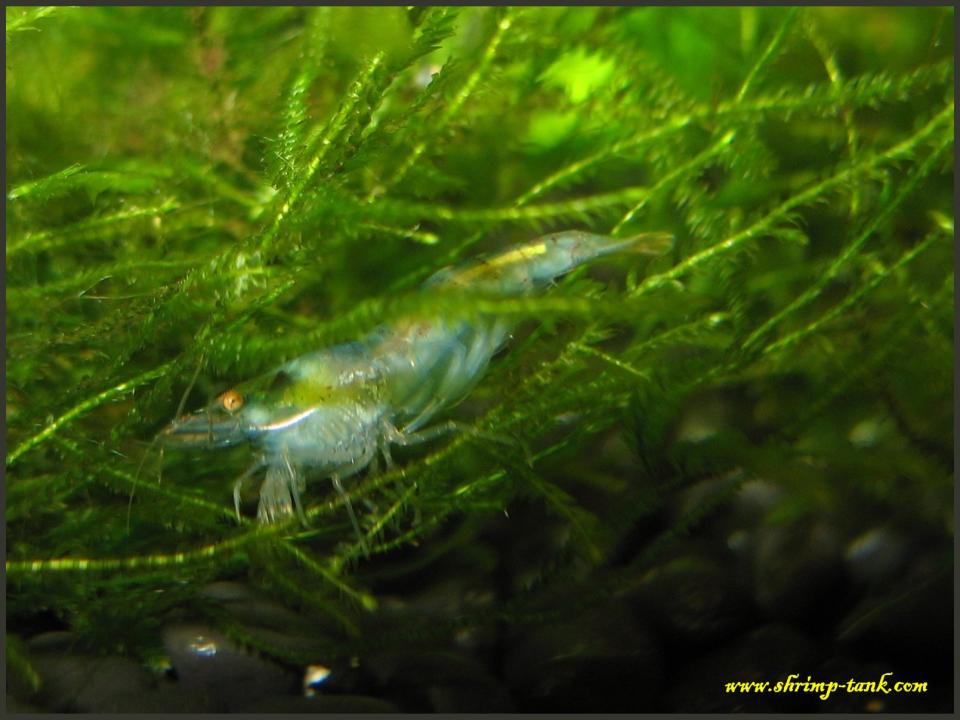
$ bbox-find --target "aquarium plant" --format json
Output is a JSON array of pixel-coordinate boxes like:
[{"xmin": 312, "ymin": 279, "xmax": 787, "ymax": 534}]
[{"xmin": 6, "ymin": 6, "xmax": 954, "ymax": 712}]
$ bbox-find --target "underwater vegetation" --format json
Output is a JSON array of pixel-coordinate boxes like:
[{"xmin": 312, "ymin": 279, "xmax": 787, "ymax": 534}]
[{"xmin": 6, "ymin": 6, "xmax": 954, "ymax": 712}]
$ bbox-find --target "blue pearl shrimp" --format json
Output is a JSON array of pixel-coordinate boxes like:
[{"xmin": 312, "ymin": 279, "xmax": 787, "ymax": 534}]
[{"xmin": 158, "ymin": 230, "xmax": 672, "ymax": 533}]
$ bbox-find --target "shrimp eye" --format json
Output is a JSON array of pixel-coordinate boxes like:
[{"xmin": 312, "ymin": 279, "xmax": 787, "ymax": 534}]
[{"xmin": 220, "ymin": 389, "xmax": 244, "ymax": 412}]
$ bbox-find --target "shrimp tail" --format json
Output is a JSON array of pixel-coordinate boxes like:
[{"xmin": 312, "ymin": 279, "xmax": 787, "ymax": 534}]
[
  {"xmin": 593, "ymin": 231, "xmax": 674, "ymax": 257},
  {"xmin": 440, "ymin": 229, "xmax": 673, "ymax": 294},
  {"xmin": 537, "ymin": 230, "xmax": 673, "ymax": 283}
]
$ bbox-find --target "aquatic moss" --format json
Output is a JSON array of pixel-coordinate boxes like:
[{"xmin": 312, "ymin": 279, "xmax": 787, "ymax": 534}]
[{"xmin": 6, "ymin": 6, "xmax": 954, "ymax": 670}]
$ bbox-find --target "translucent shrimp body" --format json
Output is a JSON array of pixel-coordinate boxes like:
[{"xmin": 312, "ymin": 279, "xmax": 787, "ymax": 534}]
[{"xmin": 160, "ymin": 230, "xmax": 671, "ymax": 524}]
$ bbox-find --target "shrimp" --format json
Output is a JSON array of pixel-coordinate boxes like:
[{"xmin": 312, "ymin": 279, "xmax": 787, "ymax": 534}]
[{"xmin": 159, "ymin": 230, "xmax": 671, "ymax": 529}]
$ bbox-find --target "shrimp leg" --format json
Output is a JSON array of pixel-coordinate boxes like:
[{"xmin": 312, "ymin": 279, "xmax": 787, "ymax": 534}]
[
  {"xmin": 233, "ymin": 457, "xmax": 266, "ymax": 522},
  {"xmin": 378, "ymin": 438, "xmax": 394, "ymax": 470},
  {"xmin": 331, "ymin": 474, "xmax": 368, "ymax": 556},
  {"xmin": 390, "ymin": 419, "xmax": 461, "ymax": 445},
  {"xmin": 387, "ymin": 417, "xmax": 523, "ymax": 458}
]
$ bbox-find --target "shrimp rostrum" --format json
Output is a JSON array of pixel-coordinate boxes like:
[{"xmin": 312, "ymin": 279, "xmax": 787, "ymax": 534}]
[{"xmin": 160, "ymin": 230, "xmax": 672, "ymax": 526}]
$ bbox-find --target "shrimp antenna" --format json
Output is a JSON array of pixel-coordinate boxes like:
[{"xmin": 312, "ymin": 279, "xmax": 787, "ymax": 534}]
[
  {"xmin": 126, "ymin": 434, "xmax": 160, "ymax": 533},
  {"xmin": 174, "ymin": 351, "xmax": 205, "ymax": 421},
  {"xmin": 126, "ymin": 352, "xmax": 205, "ymax": 532}
]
